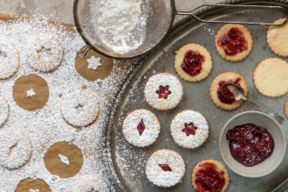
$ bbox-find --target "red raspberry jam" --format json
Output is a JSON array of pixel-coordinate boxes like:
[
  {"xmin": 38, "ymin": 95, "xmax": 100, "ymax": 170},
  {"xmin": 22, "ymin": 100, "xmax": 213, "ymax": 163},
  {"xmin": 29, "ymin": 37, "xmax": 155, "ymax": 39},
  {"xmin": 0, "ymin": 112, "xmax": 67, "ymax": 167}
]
[
  {"xmin": 182, "ymin": 122, "xmax": 198, "ymax": 136},
  {"xmin": 226, "ymin": 123, "xmax": 274, "ymax": 167},
  {"xmin": 137, "ymin": 119, "xmax": 145, "ymax": 136},
  {"xmin": 195, "ymin": 162, "xmax": 225, "ymax": 192},
  {"xmin": 218, "ymin": 27, "xmax": 248, "ymax": 56},
  {"xmin": 159, "ymin": 164, "xmax": 172, "ymax": 172},
  {"xmin": 181, "ymin": 51, "xmax": 204, "ymax": 76},
  {"xmin": 217, "ymin": 78, "xmax": 242, "ymax": 104},
  {"xmin": 156, "ymin": 85, "xmax": 171, "ymax": 99}
]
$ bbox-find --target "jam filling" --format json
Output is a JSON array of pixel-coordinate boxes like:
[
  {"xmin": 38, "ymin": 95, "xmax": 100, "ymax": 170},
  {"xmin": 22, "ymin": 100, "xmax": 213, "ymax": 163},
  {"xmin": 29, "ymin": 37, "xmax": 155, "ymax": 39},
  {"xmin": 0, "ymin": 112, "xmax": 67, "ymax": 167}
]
[
  {"xmin": 159, "ymin": 164, "xmax": 172, "ymax": 172},
  {"xmin": 195, "ymin": 162, "xmax": 225, "ymax": 192},
  {"xmin": 137, "ymin": 119, "xmax": 145, "ymax": 136},
  {"xmin": 217, "ymin": 78, "xmax": 242, "ymax": 104},
  {"xmin": 226, "ymin": 123, "xmax": 274, "ymax": 167},
  {"xmin": 156, "ymin": 85, "xmax": 171, "ymax": 99},
  {"xmin": 182, "ymin": 122, "xmax": 198, "ymax": 136},
  {"xmin": 181, "ymin": 50, "xmax": 205, "ymax": 76},
  {"xmin": 218, "ymin": 27, "xmax": 248, "ymax": 56}
]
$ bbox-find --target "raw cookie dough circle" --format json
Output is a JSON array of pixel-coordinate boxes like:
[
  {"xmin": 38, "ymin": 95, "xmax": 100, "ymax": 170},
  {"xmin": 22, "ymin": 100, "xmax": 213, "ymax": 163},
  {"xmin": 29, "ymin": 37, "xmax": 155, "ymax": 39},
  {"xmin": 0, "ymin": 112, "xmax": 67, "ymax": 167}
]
[
  {"xmin": 15, "ymin": 178, "xmax": 51, "ymax": 192},
  {"xmin": 285, "ymin": 98, "xmax": 288, "ymax": 119},
  {"xmin": 29, "ymin": 35, "xmax": 64, "ymax": 72},
  {"xmin": 145, "ymin": 149, "xmax": 185, "ymax": 188},
  {"xmin": 175, "ymin": 44, "xmax": 212, "ymax": 82},
  {"xmin": 44, "ymin": 141, "xmax": 83, "ymax": 179},
  {"xmin": 215, "ymin": 24, "xmax": 253, "ymax": 62},
  {"xmin": 0, "ymin": 95, "xmax": 9, "ymax": 127},
  {"xmin": 267, "ymin": 18, "xmax": 288, "ymax": 57},
  {"xmin": 13, "ymin": 74, "xmax": 49, "ymax": 111},
  {"xmin": 75, "ymin": 47, "xmax": 113, "ymax": 81},
  {"xmin": 170, "ymin": 110, "xmax": 209, "ymax": 149},
  {"xmin": 210, "ymin": 72, "xmax": 248, "ymax": 110},
  {"xmin": 122, "ymin": 109, "xmax": 160, "ymax": 147},
  {"xmin": 192, "ymin": 160, "xmax": 229, "ymax": 192},
  {"xmin": 0, "ymin": 38, "xmax": 20, "ymax": 79},
  {"xmin": 60, "ymin": 88, "xmax": 99, "ymax": 127},
  {"xmin": 73, "ymin": 175, "xmax": 109, "ymax": 192},
  {"xmin": 0, "ymin": 130, "xmax": 32, "ymax": 169},
  {"xmin": 144, "ymin": 73, "xmax": 183, "ymax": 111},
  {"xmin": 254, "ymin": 58, "xmax": 288, "ymax": 97}
]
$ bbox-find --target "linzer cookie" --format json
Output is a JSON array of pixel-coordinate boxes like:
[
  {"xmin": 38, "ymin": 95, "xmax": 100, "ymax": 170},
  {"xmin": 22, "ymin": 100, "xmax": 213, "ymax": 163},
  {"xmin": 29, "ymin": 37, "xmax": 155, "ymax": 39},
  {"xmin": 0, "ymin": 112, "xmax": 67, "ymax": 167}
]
[
  {"xmin": 254, "ymin": 58, "xmax": 288, "ymax": 97},
  {"xmin": 175, "ymin": 44, "xmax": 212, "ymax": 82},
  {"xmin": 13, "ymin": 74, "xmax": 49, "ymax": 111},
  {"xmin": 73, "ymin": 175, "xmax": 109, "ymax": 192},
  {"xmin": 144, "ymin": 73, "xmax": 183, "ymax": 111},
  {"xmin": 15, "ymin": 178, "xmax": 51, "ymax": 192},
  {"xmin": 267, "ymin": 18, "xmax": 288, "ymax": 57},
  {"xmin": 145, "ymin": 149, "xmax": 185, "ymax": 188},
  {"xmin": 122, "ymin": 109, "xmax": 160, "ymax": 147},
  {"xmin": 0, "ymin": 95, "xmax": 9, "ymax": 127},
  {"xmin": 44, "ymin": 141, "xmax": 83, "ymax": 179},
  {"xmin": 215, "ymin": 24, "xmax": 253, "ymax": 62},
  {"xmin": 192, "ymin": 160, "xmax": 229, "ymax": 192},
  {"xmin": 210, "ymin": 72, "xmax": 248, "ymax": 110},
  {"xmin": 170, "ymin": 110, "xmax": 209, "ymax": 149}
]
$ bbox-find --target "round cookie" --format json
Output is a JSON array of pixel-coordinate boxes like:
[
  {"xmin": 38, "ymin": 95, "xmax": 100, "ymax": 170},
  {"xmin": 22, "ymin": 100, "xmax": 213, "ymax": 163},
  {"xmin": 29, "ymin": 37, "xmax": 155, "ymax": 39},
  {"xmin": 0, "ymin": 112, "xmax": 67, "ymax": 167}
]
[
  {"xmin": 122, "ymin": 109, "xmax": 160, "ymax": 147},
  {"xmin": 60, "ymin": 88, "xmax": 99, "ymax": 127},
  {"xmin": 29, "ymin": 35, "xmax": 63, "ymax": 72},
  {"xmin": 145, "ymin": 149, "xmax": 185, "ymax": 188},
  {"xmin": 44, "ymin": 141, "xmax": 83, "ymax": 179},
  {"xmin": 0, "ymin": 130, "xmax": 32, "ymax": 169},
  {"xmin": 254, "ymin": 58, "xmax": 288, "ymax": 97},
  {"xmin": 13, "ymin": 74, "xmax": 49, "ymax": 111},
  {"xmin": 210, "ymin": 72, "xmax": 248, "ymax": 110},
  {"xmin": 75, "ymin": 47, "xmax": 113, "ymax": 81},
  {"xmin": 192, "ymin": 160, "xmax": 229, "ymax": 192},
  {"xmin": 175, "ymin": 44, "xmax": 212, "ymax": 82},
  {"xmin": 15, "ymin": 178, "xmax": 51, "ymax": 192},
  {"xmin": 73, "ymin": 175, "xmax": 109, "ymax": 192},
  {"xmin": 144, "ymin": 73, "xmax": 183, "ymax": 111},
  {"xmin": 0, "ymin": 95, "xmax": 9, "ymax": 127},
  {"xmin": 267, "ymin": 18, "xmax": 288, "ymax": 57},
  {"xmin": 170, "ymin": 110, "xmax": 209, "ymax": 149},
  {"xmin": 215, "ymin": 24, "xmax": 253, "ymax": 62},
  {"xmin": 0, "ymin": 37, "xmax": 20, "ymax": 79},
  {"xmin": 285, "ymin": 98, "xmax": 288, "ymax": 119}
]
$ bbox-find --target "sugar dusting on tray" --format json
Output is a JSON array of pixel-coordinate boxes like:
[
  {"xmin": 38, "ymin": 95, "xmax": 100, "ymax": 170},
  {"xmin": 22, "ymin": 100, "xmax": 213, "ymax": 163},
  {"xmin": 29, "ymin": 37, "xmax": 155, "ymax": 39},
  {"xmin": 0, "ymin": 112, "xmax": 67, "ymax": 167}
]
[{"xmin": 91, "ymin": 0, "xmax": 148, "ymax": 54}]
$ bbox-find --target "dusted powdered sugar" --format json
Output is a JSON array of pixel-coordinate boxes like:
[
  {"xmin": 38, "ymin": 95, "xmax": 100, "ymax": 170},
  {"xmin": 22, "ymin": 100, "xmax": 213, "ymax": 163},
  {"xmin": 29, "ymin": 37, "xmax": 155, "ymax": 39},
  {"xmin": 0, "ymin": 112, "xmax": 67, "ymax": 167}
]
[
  {"xmin": 87, "ymin": 56, "xmax": 102, "ymax": 70},
  {"xmin": 144, "ymin": 73, "xmax": 183, "ymax": 110},
  {"xmin": 0, "ymin": 96, "xmax": 9, "ymax": 127},
  {"xmin": 170, "ymin": 110, "xmax": 209, "ymax": 149},
  {"xmin": 72, "ymin": 175, "xmax": 109, "ymax": 192},
  {"xmin": 145, "ymin": 149, "xmax": 185, "ymax": 188},
  {"xmin": 0, "ymin": 129, "xmax": 32, "ymax": 169},
  {"xmin": 91, "ymin": 0, "xmax": 148, "ymax": 54},
  {"xmin": 122, "ymin": 109, "xmax": 160, "ymax": 147}
]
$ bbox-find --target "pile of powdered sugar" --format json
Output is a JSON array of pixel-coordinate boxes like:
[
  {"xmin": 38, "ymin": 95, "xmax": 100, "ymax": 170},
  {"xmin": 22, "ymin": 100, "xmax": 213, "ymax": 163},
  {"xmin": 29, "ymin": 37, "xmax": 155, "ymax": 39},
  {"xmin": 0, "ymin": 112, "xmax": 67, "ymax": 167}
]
[
  {"xmin": 0, "ymin": 17, "xmax": 134, "ymax": 192},
  {"xmin": 90, "ymin": 0, "xmax": 148, "ymax": 54}
]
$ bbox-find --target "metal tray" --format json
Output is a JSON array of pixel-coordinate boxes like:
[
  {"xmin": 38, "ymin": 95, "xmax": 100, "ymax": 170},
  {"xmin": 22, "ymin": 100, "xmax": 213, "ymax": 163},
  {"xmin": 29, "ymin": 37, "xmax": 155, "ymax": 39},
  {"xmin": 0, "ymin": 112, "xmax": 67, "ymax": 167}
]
[{"xmin": 105, "ymin": 1, "xmax": 288, "ymax": 191}]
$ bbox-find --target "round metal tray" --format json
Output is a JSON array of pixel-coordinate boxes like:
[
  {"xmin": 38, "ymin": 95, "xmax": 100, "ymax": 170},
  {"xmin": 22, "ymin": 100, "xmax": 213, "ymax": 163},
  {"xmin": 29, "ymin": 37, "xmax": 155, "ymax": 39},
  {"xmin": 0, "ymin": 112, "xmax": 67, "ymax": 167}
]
[{"xmin": 105, "ymin": 0, "xmax": 288, "ymax": 191}]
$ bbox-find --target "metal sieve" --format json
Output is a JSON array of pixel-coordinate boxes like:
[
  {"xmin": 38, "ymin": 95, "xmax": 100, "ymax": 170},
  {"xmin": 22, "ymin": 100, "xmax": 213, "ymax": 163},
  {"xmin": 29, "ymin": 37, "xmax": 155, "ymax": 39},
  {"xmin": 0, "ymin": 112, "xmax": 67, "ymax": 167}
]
[{"xmin": 73, "ymin": 0, "xmax": 288, "ymax": 59}]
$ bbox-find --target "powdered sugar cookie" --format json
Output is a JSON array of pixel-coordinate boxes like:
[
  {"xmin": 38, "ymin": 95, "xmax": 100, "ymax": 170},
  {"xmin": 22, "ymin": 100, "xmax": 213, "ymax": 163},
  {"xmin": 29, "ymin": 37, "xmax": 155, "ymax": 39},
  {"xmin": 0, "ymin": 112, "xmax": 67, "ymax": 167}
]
[
  {"xmin": 15, "ymin": 178, "xmax": 51, "ymax": 192},
  {"xmin": 192, "ymin": 160, "xmax": 229, "ymax": 192},
  {"xmin": 122, "ymin": 109, "xmax": 160, "ymax": 147},
  {"xmin": 44, "ymin": 141, "xmax": 83, "ymax": 179},
  {"xmin": 0, "ymin": 37, "xmax": 20, "ymax": 79},
  {"xmin": 254, "ymin": 58, "xmax": 288, "ymax": 97},
  {"xmin": 0, "ymin": 95, "xmax": 9, "ymax": 127},
  {"xmin": 145, "ymin": 149, "xmax": 185, "ymax": 188},
  {"xmin": 0, "ymin": 130, "xmax": 32, "ymax": 169},
  {"xmin": 29, "ymin": 35, "xmax": 63, "ymax": 72},
  {"xmin": 175, "ymin": 44, "xmax": 212, "ymax": 82},
  {"xmin": 144, "ymin": 73, "xmax": 183, "ymax": 111},
  {"xmin": 61, "ymin": 88, "xmax": 99, "ymax": 127},
  {"xmin": 73, "ymin": 175, "xmax": 109, "ymax": 192},
  {"xmin": 285, "ymin": 98, "xmax": 288, "ymax": 119},
  {"xmin": 170, "ymin": 110, "xmax": 209, "ymax": 149},
  {"xmin": 215, "ymin": 24, "xmax": 253, "ymax": 62},
  {"xmin": 267, "ymin": 18, "xmax": 288, "ymax": 57},
  {"xmin": 210, "ymin": 72, "xmax": 248, "ymax": 110}
]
